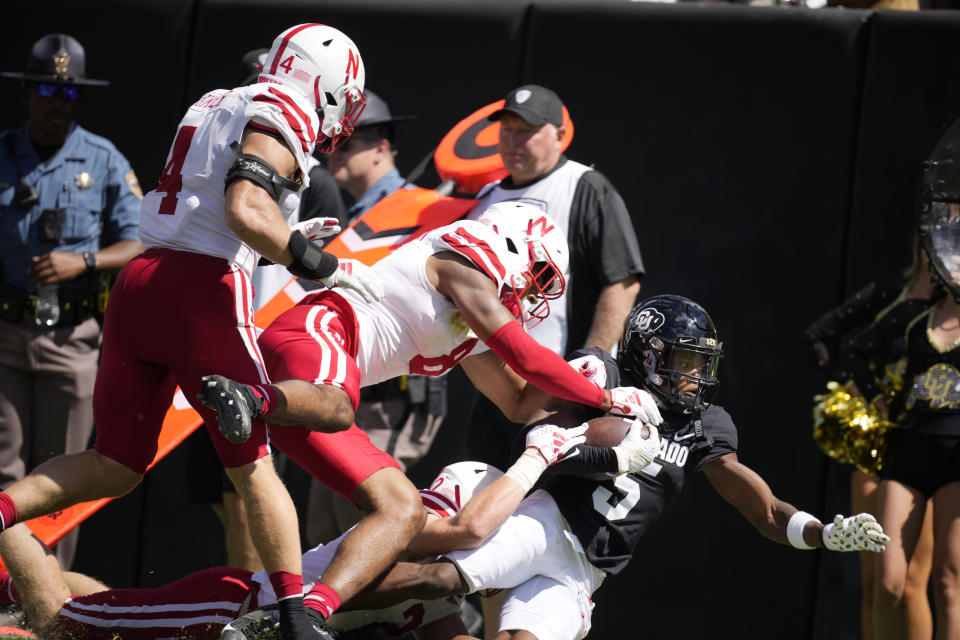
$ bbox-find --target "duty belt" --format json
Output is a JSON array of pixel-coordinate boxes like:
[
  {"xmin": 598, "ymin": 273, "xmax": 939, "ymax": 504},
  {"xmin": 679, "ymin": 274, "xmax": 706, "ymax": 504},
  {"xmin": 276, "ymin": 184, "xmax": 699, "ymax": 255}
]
[{"xmin": 0, "ymin": 287, "xmax": 100, "ymax": 327}]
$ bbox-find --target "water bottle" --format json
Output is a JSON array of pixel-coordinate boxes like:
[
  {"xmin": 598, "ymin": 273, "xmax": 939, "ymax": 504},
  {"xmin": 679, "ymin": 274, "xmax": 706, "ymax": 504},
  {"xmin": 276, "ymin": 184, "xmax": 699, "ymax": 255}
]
[{"xmin": 35, "ymin": 284, "xmax": 60, "ymax": 328}]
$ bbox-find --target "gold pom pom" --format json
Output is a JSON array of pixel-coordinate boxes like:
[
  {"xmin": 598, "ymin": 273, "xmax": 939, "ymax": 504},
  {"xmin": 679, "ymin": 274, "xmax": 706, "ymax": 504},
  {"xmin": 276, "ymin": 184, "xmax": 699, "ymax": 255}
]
[{"xmin": 812, "ymin": 381, "xmax": 893, "ymax": 476}]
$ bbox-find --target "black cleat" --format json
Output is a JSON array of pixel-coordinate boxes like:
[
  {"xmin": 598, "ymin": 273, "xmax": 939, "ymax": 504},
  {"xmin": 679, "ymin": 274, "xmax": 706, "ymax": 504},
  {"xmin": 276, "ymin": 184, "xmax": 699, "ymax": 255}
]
[
  {"xmin": 220, "ymin": 605, "xmax": 337, "ymax": 640},
  {"xmin": 221, "ymin": 605, "xmax": 281, "ymax": 639},
  {"xmin": 198, "ymin": 375, "xmax": 262, "ymax": 444}
]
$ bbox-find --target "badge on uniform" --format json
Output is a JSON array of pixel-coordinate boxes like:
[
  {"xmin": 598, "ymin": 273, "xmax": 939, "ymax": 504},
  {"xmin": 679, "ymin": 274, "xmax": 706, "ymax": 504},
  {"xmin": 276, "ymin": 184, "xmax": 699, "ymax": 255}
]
[
  {"xmin": 124, "ymin": 170, "xmax": 143, "ymax": 199},
  {"xmin": 74, "ymin": 171, "xmax": 93, "ymax": 189}
]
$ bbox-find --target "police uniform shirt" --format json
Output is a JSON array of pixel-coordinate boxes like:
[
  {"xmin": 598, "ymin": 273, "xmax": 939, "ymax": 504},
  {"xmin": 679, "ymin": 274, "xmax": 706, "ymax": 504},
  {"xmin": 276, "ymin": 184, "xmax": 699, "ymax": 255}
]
[
  {"xmin": 345, "ymin": 167, "xmax": 408, "ymax": 225},
  {"xmin": 469, "ymin": 157, "xmax": 645, "ymax": 355},
  {"xmin": 0, "ymin": 123, "xmax": 142, "ymax": 293},
  {"xmin": 534, "ymin": 347, "xmax": 739, "ymax": 575}
]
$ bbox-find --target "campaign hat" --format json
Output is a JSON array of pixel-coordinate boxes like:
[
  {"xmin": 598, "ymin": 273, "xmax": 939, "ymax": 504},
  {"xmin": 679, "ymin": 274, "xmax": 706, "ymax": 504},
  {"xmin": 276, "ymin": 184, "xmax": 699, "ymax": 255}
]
[{"xmin": 1, "ymin": 34, "xmax": 109, "ymax": 86}]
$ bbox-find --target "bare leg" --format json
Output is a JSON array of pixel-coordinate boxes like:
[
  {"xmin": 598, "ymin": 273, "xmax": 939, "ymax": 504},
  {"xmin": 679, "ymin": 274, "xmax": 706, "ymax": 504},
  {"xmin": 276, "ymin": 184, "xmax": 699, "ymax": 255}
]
[
  {"xmin": 0, "ymin": 524, "xmax": 70, "ymax": 635},
  {"xmin": 931, "ymin": 482, "xmax": 960, "ymax": 640},
  {"xmin": 224, "ymin": 455, "xmax": 302, "ymax": 583},
  {"xmin": 3, "ymin": 450, "xmax": 141, "ymax": 524},
  {"xmin": 213, "ymin": 490, "xmax": 263, "ymax": 572},
  {"xmin": 61, "ymin": 571, "xmax": 109, "ymax": 596},
  {"xmin": 346, "ymin": 561, "xmax": 464, "ymax": 610},
  {"xmin": 481, "ymin": 590, "xmax": 506, "ymax": 640},
  {"xmin": 317, "ymin": 467, "xmax": 425, "ymax": 602},
  {"xmin": 414, "ymin": 613, "xmax": 469, "ymax": 640},
  {"xmin": 874, "ymin": 479, "xmax": 927, "ymax": 640},
  {"xmin": 493, "ymin": 631, "xmax": 539, "ymax": 640},
  {"xmin": 904, "ymin": 497, "xmax": 934, "ymax": 640},
  {"xmin": 850, "ymin": 469, "xmax": 879, "ymax": 640},
  {"xmin": 265, "ymin": 380, "xmax": 355, "ymax": 432}
]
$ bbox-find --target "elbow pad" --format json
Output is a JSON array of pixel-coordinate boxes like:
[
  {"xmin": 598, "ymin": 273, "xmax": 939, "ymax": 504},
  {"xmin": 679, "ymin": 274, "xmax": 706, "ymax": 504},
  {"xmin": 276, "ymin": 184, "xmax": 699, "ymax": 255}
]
[{"xmin": 224, "ymin": 141, "xmax": 301, "ymax": 202}]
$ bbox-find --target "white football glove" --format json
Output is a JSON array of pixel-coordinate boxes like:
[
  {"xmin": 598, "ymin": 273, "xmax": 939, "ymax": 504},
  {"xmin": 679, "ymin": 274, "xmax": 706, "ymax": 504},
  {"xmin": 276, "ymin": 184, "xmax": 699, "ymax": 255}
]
[
  {"xmin": 606, "ymin": 386, "xmax": 663, "ymax": 426},
  {"xmin": 822, "ymin": 513, "xmax": 890, "ymax": 553},
  {"xmin": 319, "ymin": 259, "xmax": 384, "ymax": 303},
  {"xmin": 567, "ymin": 354, "xmax": 607, "ymax": 387},
  {"xmin": 612, "ymin": 421, "xmax": 660, "ymax": 473},
  {"xmin": 524, "ymin": 423, "xmax": 589, "ymax": 466},
  {"xmin": 290, "ymin": 217, "xmax": 342, "ymax": 245}
]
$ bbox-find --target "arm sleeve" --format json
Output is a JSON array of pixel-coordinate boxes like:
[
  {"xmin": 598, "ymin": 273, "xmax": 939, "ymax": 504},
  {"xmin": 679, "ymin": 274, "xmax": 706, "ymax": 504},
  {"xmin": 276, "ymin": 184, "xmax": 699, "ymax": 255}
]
[
  {"xmin": 801, "ymin": 280, "xmax": 897, "ymax": 377},
  {"xmin": 485, "ymin": 321, "xmax": 606, "ymax": 408},
  {"xmin": 547, "ymin": 444, "xmax": 619, "ymax": 476}
]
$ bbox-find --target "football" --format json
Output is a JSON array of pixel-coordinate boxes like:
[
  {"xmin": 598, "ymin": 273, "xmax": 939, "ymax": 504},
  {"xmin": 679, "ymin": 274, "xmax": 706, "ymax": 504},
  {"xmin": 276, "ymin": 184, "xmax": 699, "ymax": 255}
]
[{"xmin": 584, "ymin": 415, "xmax": 637, "ymax": 447}]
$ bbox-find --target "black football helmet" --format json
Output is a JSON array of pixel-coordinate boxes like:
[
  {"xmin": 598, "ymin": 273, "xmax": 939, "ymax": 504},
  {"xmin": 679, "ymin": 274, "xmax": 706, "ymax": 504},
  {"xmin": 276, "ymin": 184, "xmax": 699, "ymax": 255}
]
[{"xmin": 618, "ymin": 295, "xmax": 722, "ymax": 414}]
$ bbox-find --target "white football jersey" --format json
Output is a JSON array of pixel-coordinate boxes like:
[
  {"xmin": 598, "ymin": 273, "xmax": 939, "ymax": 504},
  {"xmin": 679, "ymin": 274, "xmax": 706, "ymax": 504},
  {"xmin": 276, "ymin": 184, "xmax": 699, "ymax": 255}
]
[
  {"xmin": 251, "ymin": 466, "xmax": 504, "ymax": 636},
  {"xmin": 335, "ymin": 219, "xmax": 516, "ymax": 385},
  {"xmin": 139, "ymin": 82, "xmax": 318, "ymax": 276}
]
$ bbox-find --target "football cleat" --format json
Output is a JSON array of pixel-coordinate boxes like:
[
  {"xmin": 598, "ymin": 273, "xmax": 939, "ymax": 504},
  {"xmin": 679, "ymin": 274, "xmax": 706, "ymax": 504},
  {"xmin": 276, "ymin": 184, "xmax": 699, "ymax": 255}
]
[
  {"xmin": 220, "ymin": 604, "xmax": 338, "ymax": 640},
  {"xmin": 198, "ymin": 375, "xmax": 263, "ymax": 444},
  {"xmin": 221, "ymin": 605, "xmax": 281, "ymax": 639}
]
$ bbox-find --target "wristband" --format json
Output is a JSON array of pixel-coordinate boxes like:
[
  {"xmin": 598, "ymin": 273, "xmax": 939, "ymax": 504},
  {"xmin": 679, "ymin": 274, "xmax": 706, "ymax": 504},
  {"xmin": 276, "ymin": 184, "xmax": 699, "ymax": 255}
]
[
  {"xmin": 505, "ymin": 448, "xmax": 549, "ymax": 493},
  {"xmin": 787, "ymin": 511, "xmax": 820, "ymax": 550},
  {"xmin": 287, "ymin": 230, "xmax": 338, "ymax": 280}
]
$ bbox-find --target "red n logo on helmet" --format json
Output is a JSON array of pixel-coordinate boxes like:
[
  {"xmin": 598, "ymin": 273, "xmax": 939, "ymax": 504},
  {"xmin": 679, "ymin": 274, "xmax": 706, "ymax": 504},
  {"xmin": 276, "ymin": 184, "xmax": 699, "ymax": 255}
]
[
  {"xmin": 528, "ymin": 216, "xmax": 555, "ymax": 236},
  {"xmin": 344, "ymin": 49, "xmax": 360, "ymax": 82}
]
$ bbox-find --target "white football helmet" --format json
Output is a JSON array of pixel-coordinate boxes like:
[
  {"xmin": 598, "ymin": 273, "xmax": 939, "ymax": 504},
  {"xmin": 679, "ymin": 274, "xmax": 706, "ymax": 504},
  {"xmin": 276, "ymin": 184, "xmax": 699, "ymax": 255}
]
[
  {"xmin": 419, "ymin": 461, "xmax": 504, "ymax": 517},
  {"xmin": 259, "ymin": 23, "xmax": 367, "ymax": 153},
  {"xmin": 478, "ymin": 202, "xmax": 569, "ymax": 328}
]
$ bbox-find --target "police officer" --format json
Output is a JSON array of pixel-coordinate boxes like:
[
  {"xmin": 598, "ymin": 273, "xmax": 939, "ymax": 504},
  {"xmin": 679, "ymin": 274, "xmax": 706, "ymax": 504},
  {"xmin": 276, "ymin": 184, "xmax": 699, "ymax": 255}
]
[{"xmin": 0, "ymin": 34, "xmax": 143, "ymax": 568}]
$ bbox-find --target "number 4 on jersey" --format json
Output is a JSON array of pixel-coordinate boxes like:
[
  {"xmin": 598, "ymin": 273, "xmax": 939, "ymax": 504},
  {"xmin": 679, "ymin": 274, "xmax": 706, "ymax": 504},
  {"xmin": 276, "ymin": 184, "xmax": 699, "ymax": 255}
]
[{"xmin": 156, "ymin": 125, "xmax": 197, "ymax": 215}]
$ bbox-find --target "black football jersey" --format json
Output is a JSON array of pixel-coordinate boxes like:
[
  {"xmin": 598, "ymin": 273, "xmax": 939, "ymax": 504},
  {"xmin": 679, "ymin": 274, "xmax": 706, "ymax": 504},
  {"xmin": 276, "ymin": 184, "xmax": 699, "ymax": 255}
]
[{"xmin": 534, "ymin": 348, "xmax": 740, "ymax": 575}]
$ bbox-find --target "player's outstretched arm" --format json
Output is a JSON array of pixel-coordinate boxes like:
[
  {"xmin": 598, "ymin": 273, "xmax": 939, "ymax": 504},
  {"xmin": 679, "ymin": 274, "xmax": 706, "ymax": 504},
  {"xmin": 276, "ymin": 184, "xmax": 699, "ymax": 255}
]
[
  {"xmin": 702, "ymin": 454, "xmax": 889, "ymax": 552},
  {"xmin": 0, "ymin": 524, "xmax": 72, "ymax": 635},
  {"xmin": 408, "ymin": 424, "xmax": 586, "ymax": 557}
]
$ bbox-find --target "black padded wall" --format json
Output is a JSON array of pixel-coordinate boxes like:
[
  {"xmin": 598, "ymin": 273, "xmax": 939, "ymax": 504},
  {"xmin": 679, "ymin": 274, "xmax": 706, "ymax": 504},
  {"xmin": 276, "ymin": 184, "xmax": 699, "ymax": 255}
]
[
  {"xmin": 186, "ymin": 0, "xmax": 529, "ymax": 186},
  {"xmin": 521, "ymin": 3, "xmax": 868, "ymax": 637},
  {"xmin": 3, "ymin": 2, "xmax": 960, "ymax": 636}
]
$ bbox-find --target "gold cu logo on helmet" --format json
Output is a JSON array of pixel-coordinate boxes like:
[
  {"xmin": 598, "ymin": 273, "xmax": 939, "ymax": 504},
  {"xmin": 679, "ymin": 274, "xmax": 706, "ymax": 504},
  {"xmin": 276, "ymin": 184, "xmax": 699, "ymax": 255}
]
[{"xmin": 53, "ymin": 50, "xmax": 70, "ymax": 76}]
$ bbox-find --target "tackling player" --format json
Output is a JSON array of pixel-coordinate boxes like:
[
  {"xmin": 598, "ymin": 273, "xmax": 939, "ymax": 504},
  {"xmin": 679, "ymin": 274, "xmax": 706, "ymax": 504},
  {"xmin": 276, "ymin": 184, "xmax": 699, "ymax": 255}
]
[
  {"xmin": 196, "ymin": 201, "xmax": 663, "ymax": 631},
  {"xmin": 0, "ymin": 24, "xmax": 380, "ymax": 640},
  {"xmin": 0, "ymin": 425, "xmax": 589, "ymax": 640},
  {"xmin": 331, "ymin": 295, "xmax": 891, "ymax": 640}
]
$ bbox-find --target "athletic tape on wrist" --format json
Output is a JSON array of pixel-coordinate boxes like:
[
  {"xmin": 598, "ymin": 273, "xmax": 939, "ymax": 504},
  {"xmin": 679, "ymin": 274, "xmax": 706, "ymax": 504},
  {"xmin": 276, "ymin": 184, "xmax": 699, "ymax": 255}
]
[
  {"xmin": 505, "ymin": 448, "xmax": 549, "ymax": 493},
  {"xmin": 787, "ymin": 511, "xmax": 820, "ymax": 550}
]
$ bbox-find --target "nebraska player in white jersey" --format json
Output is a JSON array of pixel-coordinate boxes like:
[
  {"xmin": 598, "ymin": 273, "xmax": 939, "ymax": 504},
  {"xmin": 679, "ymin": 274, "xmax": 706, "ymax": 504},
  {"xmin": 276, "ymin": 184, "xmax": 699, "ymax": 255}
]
[
  {"xmin": 0, "ymin": 23, "xmax": 378, "ymax": 640},
  {"xmin": 0, "ymin": 425, "xmax": 586, "ymax": 640},
  {"xmin": 191, "ymin": 202, "xmax": 661, "ymax": 639},
  {"xmin": 250, "ymin": 202, "xmax": 664, "ymax": 432}
]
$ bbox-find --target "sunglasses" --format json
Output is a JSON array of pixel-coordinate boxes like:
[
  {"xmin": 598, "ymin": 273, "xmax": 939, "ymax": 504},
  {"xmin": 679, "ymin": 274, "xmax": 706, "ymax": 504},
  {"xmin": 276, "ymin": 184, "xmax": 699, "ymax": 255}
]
[{"xmin": 33, "ymin": 83, "xmax": 80, "ymax": 101}]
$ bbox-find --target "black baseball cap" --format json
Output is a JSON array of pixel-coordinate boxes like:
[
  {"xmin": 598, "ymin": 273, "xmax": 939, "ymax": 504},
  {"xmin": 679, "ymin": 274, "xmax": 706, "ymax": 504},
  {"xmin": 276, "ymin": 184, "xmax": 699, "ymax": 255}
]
[
  {"xmin": 240, "ymin": 48, "xmax": 269, "ymax": 86},
  {"xmin": 355, "ymin": 89, "xmax": 416, "ymax": 129},
  {"xmin": 1, "ymin": 34, "xmax": 109, "ymax": 86},
  {"xmin": 488, "ymin": 84, "xmax": 563, "ymax": 127}
]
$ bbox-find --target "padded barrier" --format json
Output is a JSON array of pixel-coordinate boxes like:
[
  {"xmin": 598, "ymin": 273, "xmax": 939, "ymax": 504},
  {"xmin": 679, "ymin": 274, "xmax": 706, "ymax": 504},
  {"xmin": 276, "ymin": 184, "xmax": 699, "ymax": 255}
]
[
  {"xmin": 522, "ymin": 4, "xmax": 868, "ymax": 636},
  {"xmin": 2, "ymin": 3, "xmax": 960, "ymax": 635}
]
